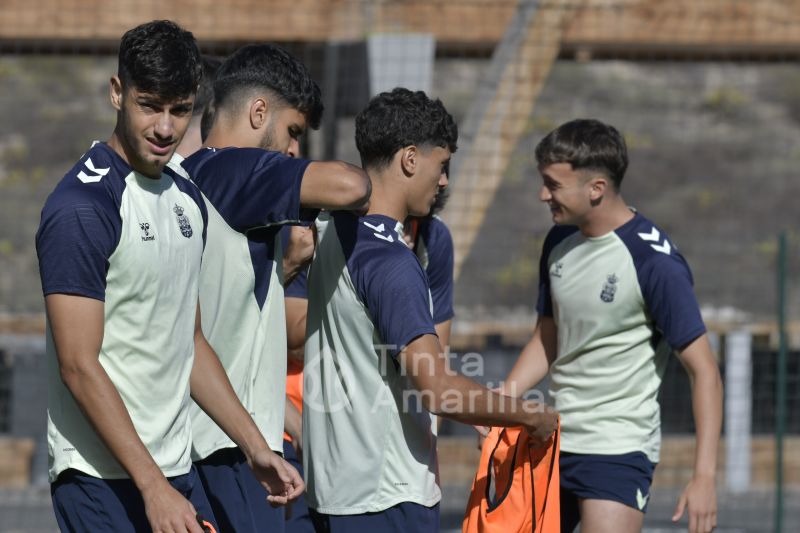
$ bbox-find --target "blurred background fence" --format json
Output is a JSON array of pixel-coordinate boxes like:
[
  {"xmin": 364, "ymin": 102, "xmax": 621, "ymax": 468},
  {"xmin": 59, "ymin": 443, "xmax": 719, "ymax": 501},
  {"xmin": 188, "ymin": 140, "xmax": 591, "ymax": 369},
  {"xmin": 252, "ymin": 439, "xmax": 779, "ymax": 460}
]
[{"xmin": 1, "ymin": 0, "xmax": 799, "ymax": 531}]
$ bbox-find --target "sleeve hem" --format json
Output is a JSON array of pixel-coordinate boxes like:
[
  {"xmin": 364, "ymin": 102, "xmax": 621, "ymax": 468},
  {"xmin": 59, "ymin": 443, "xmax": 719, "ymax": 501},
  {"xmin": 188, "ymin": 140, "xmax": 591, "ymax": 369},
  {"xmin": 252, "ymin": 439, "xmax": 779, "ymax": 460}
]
[
  {"xmin": 390, "ymin": 327, "xmax": 439, "ymax": 358},
  {"xmin": 671, "ymin": 326, "xmax": 707, "ymax": 352},
  {"xmin": 42, "ymin": 286, "xmax": 105, "ymax": 302}
]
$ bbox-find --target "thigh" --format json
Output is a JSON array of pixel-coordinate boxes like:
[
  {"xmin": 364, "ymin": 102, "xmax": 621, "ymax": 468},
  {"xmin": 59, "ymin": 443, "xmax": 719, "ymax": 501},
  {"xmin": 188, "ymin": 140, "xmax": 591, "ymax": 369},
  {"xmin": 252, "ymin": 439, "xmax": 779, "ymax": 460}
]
[
  {"xmin": 560, "ymin": 484, "xmax": 581, "ymax": 533},
  {"xmin": 195, "ymin": 447, "xmax": 284, "ymax": 533},
  {"xmin": 283, "ymin": 440, "xmax": 315, "ymax": 533},
  {"xmin": 171, "ymin": 466, "xmax": 219, "ymax": 531},
  {"xmin": 51, "ymin": 470, "xmax": 147, "ymax": 533},
  {"xmin": 559, "ymin": 451, "xmax": 655, "ymax": 513},
  {"xmin": 579, "ymin": 498, "xmax": 644, "ymax": 533}
]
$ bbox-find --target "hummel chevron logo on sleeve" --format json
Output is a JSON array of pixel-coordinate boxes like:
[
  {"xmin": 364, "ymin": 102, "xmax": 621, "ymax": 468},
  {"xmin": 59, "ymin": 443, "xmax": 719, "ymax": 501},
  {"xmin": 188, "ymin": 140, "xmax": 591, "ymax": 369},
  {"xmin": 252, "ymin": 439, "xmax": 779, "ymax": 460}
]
[
  {"xmin": 637, "ymin": 227, "xmax": 660, "ymax": 242},
  {"xmin": 363, "ymin": 221, "xmax": 394, "ymax": 243},
  {"xmin": 77, "ymin": 157, "xmax": 110, "ymax": 183},
  {"xmin": 363, "ymin": 222, "xmax": 384, "ymax": 233},
  {"xmin": 638, "ymin": 227, "xmax": 671, "ymax": 255}
]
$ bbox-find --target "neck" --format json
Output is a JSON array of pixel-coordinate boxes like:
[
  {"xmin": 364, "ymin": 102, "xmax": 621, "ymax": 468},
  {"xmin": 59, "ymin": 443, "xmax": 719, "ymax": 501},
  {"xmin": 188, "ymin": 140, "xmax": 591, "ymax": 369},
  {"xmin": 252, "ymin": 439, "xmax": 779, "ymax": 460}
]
[
  {"xmin": 365, "ymin": 169, "xmax": 408, "ymax": 223},
  {"xmin": 578, "ymin": 194, "xmax": 634, "ymax": 237},
  {"xmin": 204, "ymin": 115, "xmax": 253, "ymax": 149},
  {"xmin": 107, "ymin": 129, "xmax": 162, "ymax": 179},
  {"xmin": 175, "ymin": 118, "xmax": 202, "ymax": 157}
]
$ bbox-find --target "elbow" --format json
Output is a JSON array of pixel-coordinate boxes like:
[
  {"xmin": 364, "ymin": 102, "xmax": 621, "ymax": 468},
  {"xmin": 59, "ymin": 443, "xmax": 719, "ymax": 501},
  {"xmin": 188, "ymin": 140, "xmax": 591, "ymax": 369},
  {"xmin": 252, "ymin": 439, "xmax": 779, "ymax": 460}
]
[
  {"xmin": 413, "ymin": 378, "xmax": 447, "ymax": 415},
  {"xmin": 341, "ymin": 164, "xmax": 371, "ymax": 210},
  {"xmin": 58, "ymin": 360, "xmax": 92, "ymax": 392}
]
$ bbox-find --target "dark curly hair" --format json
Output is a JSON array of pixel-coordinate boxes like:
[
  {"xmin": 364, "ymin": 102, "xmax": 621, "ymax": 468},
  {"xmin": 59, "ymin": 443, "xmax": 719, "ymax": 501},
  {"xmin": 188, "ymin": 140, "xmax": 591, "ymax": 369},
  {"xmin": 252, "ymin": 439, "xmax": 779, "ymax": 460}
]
[
  {"xmin": 355, "ymin": 87, "xmax": 458, "ymax": 170},
  {"xmin": 212, "ymin": 44, "xmax": 323, "ymax": 130},
  {"xmin": 117, "ymin": 20, "xmax": 202, "ymax": 102},
  {"xmin": 535, "ymin": 118, "xmax": 629, "ymax": 189}
]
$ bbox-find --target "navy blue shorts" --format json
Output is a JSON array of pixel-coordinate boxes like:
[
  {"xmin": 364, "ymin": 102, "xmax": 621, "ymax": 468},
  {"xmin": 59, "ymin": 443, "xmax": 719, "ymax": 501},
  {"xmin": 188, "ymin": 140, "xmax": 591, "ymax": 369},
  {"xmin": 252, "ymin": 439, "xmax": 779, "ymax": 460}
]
[
  {"xmin": 194, "ymin": 447, "xmax": 284, "ymax": 533},
  {"xmin": 310, "ymin": 501, "xmax": 440, "ymax": 533},
  {"xmin": 283, "ymin": 439, "xmax": 315, "ymax": 533},
  {"xmin": 560, "ymin": 451, "xmax": 657, "ymax": 532},
  {"xmin": 51, "ymin": 465, "xmax": 217, "ymax": 533}
]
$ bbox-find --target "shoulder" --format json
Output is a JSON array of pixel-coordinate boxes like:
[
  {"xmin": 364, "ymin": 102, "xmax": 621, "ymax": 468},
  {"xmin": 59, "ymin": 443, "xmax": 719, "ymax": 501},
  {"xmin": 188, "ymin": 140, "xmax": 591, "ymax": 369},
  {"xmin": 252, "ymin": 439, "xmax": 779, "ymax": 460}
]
[
  {"xmin": 333, "ymin": 212, "xmax": 423, "ymax": 276},
  {"xmin": 542, "ymin": 224, "xmax": 579, "ymax": 257},
  {"xmin": 43, "ymin": 143, "xmax": 129, "ymax": 218},
  {"xmin": 614, "ymin": 212, "xmax": 693, "ymax": 276}
]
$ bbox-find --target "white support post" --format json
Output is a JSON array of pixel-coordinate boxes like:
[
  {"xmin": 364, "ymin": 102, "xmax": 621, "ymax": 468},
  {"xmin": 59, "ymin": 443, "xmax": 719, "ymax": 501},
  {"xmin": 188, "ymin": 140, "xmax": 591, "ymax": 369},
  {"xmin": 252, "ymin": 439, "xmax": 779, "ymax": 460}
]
[{"xmin": 724, "ymin": 330, "xmax": 752, "ymax": 493}]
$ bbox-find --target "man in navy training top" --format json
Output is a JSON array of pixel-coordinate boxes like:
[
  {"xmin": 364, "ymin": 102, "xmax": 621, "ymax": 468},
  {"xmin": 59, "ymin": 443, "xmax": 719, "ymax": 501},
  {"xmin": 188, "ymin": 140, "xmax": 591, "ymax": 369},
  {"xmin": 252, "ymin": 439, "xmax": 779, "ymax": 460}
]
[
  {"xmin": 37, "ymin": 21, "xmax": 302, "ymax": 533},
  {"xmin": 302, "ymin": 87, "xmax": 559, "ymax": 532},
  {"xmin": 170, "ymin": 43, "xmax": 370, "ymax": 533},
  {"xmin": 502, "ymin": 119, "xmax": 722, "ymax": 533}
]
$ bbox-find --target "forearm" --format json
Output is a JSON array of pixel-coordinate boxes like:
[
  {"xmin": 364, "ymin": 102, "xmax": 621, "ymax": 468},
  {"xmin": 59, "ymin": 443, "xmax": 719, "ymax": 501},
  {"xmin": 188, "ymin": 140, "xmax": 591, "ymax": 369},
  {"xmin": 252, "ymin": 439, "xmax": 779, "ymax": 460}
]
[
  {"xmin": 690, "ymin": 366, "xmax": 723, "ymax": 478},
  {"xmin": 62, "ymin": 362, "xmax": 165, "ymax": 492},
  {"xmin": 501, "ymin": 316, "xmax": 556, "ymax": 397},
  {"xmin": 418, "ymin": 364, "xmax": 548, "ymax": 428},
  {"xmin": 284, "ymin": 399, "xmax": 302, "ymax": 441},
  {"xmin": 190, "ymin": 335, "xmax": 269, "ymax": 459}
]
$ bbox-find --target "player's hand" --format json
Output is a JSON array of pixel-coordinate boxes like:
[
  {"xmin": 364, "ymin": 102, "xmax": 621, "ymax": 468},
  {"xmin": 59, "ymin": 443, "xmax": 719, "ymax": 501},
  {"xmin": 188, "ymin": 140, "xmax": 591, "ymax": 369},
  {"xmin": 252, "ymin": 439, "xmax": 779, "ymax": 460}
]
[
  {"xmin": 283, "ymin": 225, "xmax": 315, "ymax": 275},
  {"xmin": 141, "ymin": 478, "xmax": 204, "ymax": 533},
  {"xmin": 249, "ymin": 447, "xmax": 305, "ymax": 506},
  {"xmin": 521, "ymin": 401, "xmax": 558, "ymax": 447},
  {"xmin": 672, "ymin": 474, "xmax": 717, "ymax": 533}
]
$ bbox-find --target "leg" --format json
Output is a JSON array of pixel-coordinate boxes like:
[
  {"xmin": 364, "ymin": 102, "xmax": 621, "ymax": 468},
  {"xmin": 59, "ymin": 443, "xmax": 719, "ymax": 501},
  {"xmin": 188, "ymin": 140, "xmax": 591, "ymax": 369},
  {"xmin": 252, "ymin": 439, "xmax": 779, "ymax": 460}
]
[
  {"xmin": 310, "ymin": 502, "xmax": 439, "ymax": 533},
  {"xmin": 195, "ymin": 447, "xmax": 284, "ymax": 533},
  {"xmin": 579, "ymin": 498, "xmax": 644, "ymax": 533},
  {"xmin": 558, "ymin": 451, "xmax": 655, "ymax": 533},
  {"xmin": 283, "ymin": 439, "xmax": 316, "ymax": 533},
  {"xmin": 172, "ymin": 466, "xmax": 219, "ymax": 531},
  {"xmin": 51, "ymin": 469, "xmax": 148, "ymax": 533},
  {"xmin": 560, "ymin": 485, "xmax": 581, "ymax": 533}
]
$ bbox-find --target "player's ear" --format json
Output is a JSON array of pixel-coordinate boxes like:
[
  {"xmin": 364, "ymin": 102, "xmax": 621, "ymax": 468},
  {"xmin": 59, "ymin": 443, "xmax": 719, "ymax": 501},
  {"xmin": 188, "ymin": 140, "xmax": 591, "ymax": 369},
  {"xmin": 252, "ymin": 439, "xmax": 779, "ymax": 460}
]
[
  {"xmin": 109, "ymin": 76, "xmax": 123, "ymax": 111},
  {"xmin": 249, "ymin": 97, "xmax": 269, "ymax": 130},
  {"xmin": 589, "ymin": 175, "xmax": 608, "ymax": 204},
  {"xmin": 400, "ymin": 145, "xmax": 417, "ymax": 177}
]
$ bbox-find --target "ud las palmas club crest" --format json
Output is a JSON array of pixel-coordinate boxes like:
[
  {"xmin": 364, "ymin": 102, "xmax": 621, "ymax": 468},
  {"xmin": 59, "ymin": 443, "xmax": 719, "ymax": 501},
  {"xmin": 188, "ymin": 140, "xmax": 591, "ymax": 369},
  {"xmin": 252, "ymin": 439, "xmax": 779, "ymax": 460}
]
[
  {"xmin": 173, "ymin": 204, "xmax": 193, "ymax": 238},
  {"xmin": 600, "ymin": 274, "xmax": 618, "ymax": 303}
]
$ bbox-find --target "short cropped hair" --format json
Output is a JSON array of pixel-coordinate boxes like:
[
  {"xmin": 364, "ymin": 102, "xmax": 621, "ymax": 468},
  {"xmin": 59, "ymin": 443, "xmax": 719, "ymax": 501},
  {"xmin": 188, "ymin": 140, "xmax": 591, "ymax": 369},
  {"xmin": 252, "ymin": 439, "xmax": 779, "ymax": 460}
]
[
  {"xmin": 117, "ymin": 20, "xmax": 202, "ymax": 102},
  {"xmin": 355, "ymin": 88, "xmax": 458, "ymax": 170},
  {"xmin": 195, "ymin": 55, "xmax": 222, "ymax": 118},
  {"xmin": 213, "ymin": 44, "xmax": 323, "ymax": 130},
  {"xmin": 535, "ymin": 118, "xmax": 629, "ymax": 189}
]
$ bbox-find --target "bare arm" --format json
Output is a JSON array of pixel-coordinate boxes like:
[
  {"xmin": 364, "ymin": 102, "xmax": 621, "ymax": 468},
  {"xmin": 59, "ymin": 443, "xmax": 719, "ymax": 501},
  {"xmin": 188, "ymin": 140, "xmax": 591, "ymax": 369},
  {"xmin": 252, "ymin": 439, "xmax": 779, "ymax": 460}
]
[
  {"xmin": 282, "ymin": 226, "xmax": 314, "ymax": 287},
  {"xmin": 433, "ymin": 319, "xmax": 451, "ymax": 432},
  {"xmin": 190, "ymin": 305, "xmax": 304, "ymax": 504},
  {"xmin": 501, "ymin": 315, "xmax": 557, "ymax": 397},
  {"xmin": 284, "ymin": 400, "xmax": 303, "ymax": 453},
  {"xmin": 46, "ymin": 294, "xmax": 203, "ymax": 533},
  {"xmin": 285, "ymin": 297, "xmax": 308, "ymax": 363},
  {"xmin": 672, "ymin": 333, "xmax": 722, "ymax": 533},
  {"xmin": 399, "ymin": 334, "xmax": 558, "ymax": 445},
  {"xmin": 299, "ymin": 161, "xmax": 371, "ymax": 211}
]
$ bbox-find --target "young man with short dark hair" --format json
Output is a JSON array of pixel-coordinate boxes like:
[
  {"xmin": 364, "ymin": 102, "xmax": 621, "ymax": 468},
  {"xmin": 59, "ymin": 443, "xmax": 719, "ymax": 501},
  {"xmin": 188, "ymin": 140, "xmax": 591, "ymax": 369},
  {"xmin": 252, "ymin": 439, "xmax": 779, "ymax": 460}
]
[
  {"xmin": 38, "ymin": 22, "xmax": 301, "ymax": 533},
  {"xmin": 303, "ymin": 88, "xmax": 558, "ymax": 531},
  {"xmin": 168, "ymin": 43, "xmax": 371, "ymax": 532},
  {"xmin": 503, "ymin": 118, "xmax": 722, "ymax": 533}
]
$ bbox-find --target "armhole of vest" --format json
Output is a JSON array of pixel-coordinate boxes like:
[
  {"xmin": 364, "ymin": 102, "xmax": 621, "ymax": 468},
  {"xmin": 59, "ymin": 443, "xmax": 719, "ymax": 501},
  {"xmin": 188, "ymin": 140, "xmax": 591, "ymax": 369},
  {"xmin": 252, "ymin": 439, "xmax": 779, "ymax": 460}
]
[{"xmin": 485, "ymin": 428, "xmax": 523, "ymax": 513}]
